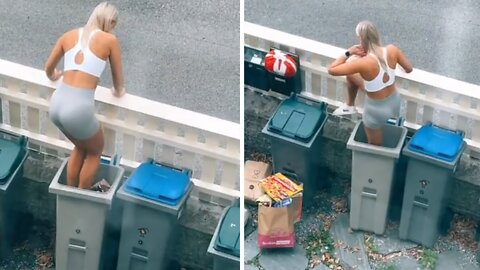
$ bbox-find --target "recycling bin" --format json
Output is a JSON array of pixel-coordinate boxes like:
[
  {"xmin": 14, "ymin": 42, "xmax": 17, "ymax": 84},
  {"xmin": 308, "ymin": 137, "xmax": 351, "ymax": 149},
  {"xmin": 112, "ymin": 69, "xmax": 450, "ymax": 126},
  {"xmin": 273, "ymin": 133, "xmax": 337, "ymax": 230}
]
[
  {"xmin": 207, "ymin": 199, "xmax": 240, "ymax": 270},
  {"xmin": 0, "ymin": 130, "xmax": 28, "ymax": 257},
  {"xmin": 399, "ymin": 123, "xmax": 465, "ymax": 247},
  {"xmin": 116, "ymin": 160, "xmax": 193, "ymax": 270},
  {"xmin": 244, "ymin": 46, "xmax": 269, "ymax": 91},
  {"xmin": 48, "ymin": 155, "xmax": 124, "ymax": 270},
  {"xmin": 346, "ymin": 121, "xmax": 407, "ymax": 235},
  {"xmin": 262, "ymin": 93, "xmax": 327, "ymax": 205}
]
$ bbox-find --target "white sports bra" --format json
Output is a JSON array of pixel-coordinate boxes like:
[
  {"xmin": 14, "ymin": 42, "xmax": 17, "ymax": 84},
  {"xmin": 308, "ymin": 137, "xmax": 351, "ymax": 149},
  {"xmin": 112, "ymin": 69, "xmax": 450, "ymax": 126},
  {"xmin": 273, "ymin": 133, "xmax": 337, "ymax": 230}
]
[
  {"xmin": 63, "ymin": 28, "xmax": 107, "ymax": 78},
  {"xmin": 363, "ymin": 47, "xmax": 396, "ymax": 93}
]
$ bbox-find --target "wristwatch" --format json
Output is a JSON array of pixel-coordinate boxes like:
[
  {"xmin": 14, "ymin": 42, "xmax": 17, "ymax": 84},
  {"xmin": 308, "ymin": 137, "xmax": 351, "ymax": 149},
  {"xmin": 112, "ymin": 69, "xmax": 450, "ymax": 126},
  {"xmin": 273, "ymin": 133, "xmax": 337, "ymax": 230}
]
[{"xmin": 345, "ymin": 51, "xmax": 351, "ymax": 58}]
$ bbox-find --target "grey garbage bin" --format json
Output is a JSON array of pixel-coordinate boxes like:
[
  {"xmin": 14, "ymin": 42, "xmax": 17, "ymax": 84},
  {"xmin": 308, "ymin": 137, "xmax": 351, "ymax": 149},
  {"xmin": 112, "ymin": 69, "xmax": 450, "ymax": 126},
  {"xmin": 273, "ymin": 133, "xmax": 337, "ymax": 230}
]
[
  {"xmin": 49, "ymin": 155, "xmax": 124, "ymax": 270},
  {"xmin": 399, "ymin": 123, "xmax": 465, "ymax": 247},
  {"xmin": 116, "ymin": 160, "xmax": 193, "ymax": 270},
  {"xmin": 346, "ymin": 121, "xmax": 407, "ymax": 235},
  {"xmin": 207, "ymin": 199, "xmax": 240, "ymax": 270},
  {"xmin": 0, "ymin": 130, "xmax": 28, "ymax": 257},
  {"xmin": 262, "ymin": 93, "xmax": 327, "ymax": 205}
]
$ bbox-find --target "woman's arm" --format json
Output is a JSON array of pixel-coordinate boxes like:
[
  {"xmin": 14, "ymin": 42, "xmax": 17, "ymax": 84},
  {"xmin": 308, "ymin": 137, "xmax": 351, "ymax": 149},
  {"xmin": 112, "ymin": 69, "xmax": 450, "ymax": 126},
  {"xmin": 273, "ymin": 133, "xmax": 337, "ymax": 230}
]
[
  {"xmin": 394, "ymin": 46, "xmax": 413, "ymax": 73},
  {"xmin": 109, "ymin": 35, "xmax": 125, "ymax": 97},
  {"xmin": 45, "ymin": 35, "xmax": 65, "ymax": 81},
  {"xmin": 328, "ymin": 45, "xmax": 366, "ymax": 76}
]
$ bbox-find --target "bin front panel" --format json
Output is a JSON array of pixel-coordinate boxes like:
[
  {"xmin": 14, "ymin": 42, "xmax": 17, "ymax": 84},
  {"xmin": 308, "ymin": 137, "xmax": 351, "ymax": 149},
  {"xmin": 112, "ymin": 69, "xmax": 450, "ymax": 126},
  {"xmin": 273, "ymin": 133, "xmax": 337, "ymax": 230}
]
[
  {"xmin": 399, "ymin": 158, "xmax": 453, "ymax": 247},
  {"xmin": 350, "ymin": 151, "xmax": 397, "ymax": 235},
  {"xmin": 55, "ymin": 196, "xmax": 109, "ymax": 270},
  {"xmin": 117, "ymin": 202, "xmax": 177, "ymax": 270}
]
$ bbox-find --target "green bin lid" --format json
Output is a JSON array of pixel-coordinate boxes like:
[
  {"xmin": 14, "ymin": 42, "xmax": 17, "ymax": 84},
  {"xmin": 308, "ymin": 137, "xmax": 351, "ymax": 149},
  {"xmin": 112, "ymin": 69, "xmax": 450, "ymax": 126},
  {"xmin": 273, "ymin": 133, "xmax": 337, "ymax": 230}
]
[
  {"xmin": 214, "ymin": 206, "xmax": 240, "ymax": 257},
  {"xmin": 0, "ymin": 139, "xmax": 23, "ymax": 181},
  {"xmin": 268, "ymin": 97, "xmax": 325, "ymax": 142}
]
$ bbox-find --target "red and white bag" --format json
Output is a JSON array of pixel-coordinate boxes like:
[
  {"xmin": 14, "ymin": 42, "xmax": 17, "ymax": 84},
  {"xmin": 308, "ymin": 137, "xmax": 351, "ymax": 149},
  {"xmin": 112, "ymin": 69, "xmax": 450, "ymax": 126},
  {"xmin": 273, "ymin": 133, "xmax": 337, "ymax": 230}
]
[{"xmin": 264, "ymin": 49, "xmax": 298, "ymax": 78}]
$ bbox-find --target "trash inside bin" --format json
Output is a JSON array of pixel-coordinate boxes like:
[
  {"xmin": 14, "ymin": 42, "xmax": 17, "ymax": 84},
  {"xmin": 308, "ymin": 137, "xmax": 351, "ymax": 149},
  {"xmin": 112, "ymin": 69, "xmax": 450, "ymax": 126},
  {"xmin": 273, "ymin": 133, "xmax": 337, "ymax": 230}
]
[
  {"xmin": 116, "ymin": 160, "xmax": 193, "ymax": 270},
  {"xmin": 48, "ymin": 155, "xmax": 124, "ymax": 270},
  {"xmin": 0, "ymin": 130, "xmax": 28, "ymax": 257},
  {"xmin": 399, "ymin": 123, "xmax": 465, "ymax": 247},
  {"xmin": 208, "ymin": 202, "xmax": 240, "ymax": 270},
  {"xmin": 346, "ymin": 121, "xmax": 407, "ymax": 235},
  {"xmin": 262, "ymin": 93, "xmax": 327, "ymax": 205}
]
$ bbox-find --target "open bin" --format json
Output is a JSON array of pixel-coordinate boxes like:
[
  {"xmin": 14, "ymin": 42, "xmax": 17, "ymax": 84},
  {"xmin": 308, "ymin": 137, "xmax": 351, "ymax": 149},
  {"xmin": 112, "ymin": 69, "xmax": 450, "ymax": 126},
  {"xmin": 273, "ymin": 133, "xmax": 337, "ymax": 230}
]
[
  {"xmin": 346, "ymin": 121, "xmax": 407, "ymax": 235},
  {"xmin": 262, "ymin": 93, "xmax": 327, "ymax": 205},
  {"xmin": 244, "ymin": 46, "xmax": 269, "ymax": 91},
  {"xmin": 207, "ymin": 199, "xmax": 240, "ymax": 270},
  {"xmin": 399, "ymin": 123, "xmax": 465, "ymax": 247},
  {"xmin": 116, "ymin": 160, "xmax": 193, "ymax": 270},
  {"xmin": 48, "ymin": 154, "xmax": 124, "ymax": 270},
  {"xmin": 0, "ymin": 129, "xmax": 28, "ymax": 257}
]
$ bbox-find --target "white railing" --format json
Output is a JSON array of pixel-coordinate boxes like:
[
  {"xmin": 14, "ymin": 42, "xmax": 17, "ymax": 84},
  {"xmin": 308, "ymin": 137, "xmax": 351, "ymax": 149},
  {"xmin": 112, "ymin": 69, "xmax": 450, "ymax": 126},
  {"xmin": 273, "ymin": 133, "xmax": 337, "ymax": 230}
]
[
  {"xmin": 245, "ymin": 22, "xmax": 480, "ymax": 158},
  {"xmin": 0, "ymin": 59, "xmax": 240, "ymax": 205}
]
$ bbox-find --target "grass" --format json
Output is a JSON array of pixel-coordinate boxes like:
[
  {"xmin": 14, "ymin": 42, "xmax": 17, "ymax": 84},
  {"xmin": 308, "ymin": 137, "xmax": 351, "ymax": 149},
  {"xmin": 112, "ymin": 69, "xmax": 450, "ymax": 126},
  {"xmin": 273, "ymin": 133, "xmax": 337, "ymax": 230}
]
[{"xmin": 418, "ymin": 248, "xmax": 438, "ymax": 270}]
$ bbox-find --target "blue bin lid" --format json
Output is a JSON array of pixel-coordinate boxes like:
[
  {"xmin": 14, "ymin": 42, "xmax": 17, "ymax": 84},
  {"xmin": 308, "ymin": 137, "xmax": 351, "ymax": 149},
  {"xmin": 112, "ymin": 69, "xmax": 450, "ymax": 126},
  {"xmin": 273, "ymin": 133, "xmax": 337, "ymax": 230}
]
[
  {"xmin": 214, "ymin": 206, "xmax": 240, "ymax": 257},
  {"xmin": 268, "ymin": 96, "xmax": 325, "ymax": 142},
  {"xmin": 0, "ymin": 139, "xmax": 24, "ymax": 182},
  {"xmin": 408, "ymin": 123, "xmax": 464, "ymax": 162},
  {"xmin": 124, "ymin": 162, "xmax": 191, "ymax": 206}
]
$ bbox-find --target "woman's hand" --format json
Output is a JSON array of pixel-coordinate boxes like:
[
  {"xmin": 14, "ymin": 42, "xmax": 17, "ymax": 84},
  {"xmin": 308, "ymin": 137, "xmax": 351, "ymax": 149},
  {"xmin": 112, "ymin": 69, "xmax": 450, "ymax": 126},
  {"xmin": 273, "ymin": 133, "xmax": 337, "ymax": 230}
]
[
  {"xmin": 348, "ymin": 45, "xmax": 366, "ymax": 57},
  {"xmin": 111, "ymin": 86, "xmax": 126, "ymax": 98},
  {"xmin": 48, "ymin": 68, "xmax": 63, "ymax": 81}
]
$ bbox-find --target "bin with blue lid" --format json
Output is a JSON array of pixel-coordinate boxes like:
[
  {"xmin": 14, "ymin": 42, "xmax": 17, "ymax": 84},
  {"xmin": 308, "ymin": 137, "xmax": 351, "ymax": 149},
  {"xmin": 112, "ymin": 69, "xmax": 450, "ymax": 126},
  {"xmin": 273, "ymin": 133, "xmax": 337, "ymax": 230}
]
[
  {"xmin": 207, "ymin": 199, "xmax": 240, "ymax": 270},
  {"xmin": 48, "ymin": 154, "xmax": 124, "ymax": 270},
  {"xmin": 116, "ymin": 160, "xmax": 193, "ymax": 270},
  {"xmin": 0, "ymin": 129, "xmax": 28, "ymax": 257},
  {"xmin": 399, "ymin": 123, "xmax": 466, "ymax": 247},
  {"xmin": 346, "ymin": 120, "xmax": 408, "ymax": 235},
  {"xmin": 262, "ymin": 93, "xmax": 327, "ymax": 206}
]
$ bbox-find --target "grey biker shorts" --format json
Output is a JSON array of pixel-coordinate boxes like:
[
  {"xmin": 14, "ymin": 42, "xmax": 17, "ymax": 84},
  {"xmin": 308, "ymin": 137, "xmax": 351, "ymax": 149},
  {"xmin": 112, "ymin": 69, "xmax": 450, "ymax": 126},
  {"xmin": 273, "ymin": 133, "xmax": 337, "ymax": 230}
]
[
  {"xmin": 363, "ymin": 90, "xmax": 401, "ymax": 129},
  {"xmin": 49, "ymin": 82, "xmax": 100, "ymax": 140}
]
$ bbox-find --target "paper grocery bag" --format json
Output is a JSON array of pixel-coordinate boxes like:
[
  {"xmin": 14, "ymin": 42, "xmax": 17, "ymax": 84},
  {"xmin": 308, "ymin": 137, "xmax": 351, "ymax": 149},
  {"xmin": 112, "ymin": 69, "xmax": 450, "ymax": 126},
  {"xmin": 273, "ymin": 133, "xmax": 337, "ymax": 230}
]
[
  {"xmin": 291, "ymin": 192, "xmax": 303, "ymax": 223},
  {"xmin": 257, "ymin": 204, "xmax": 295, "ymax": 248},
  {"xmin": 244, "ymin": 161, "xmax": 272, "ymax": 203}
]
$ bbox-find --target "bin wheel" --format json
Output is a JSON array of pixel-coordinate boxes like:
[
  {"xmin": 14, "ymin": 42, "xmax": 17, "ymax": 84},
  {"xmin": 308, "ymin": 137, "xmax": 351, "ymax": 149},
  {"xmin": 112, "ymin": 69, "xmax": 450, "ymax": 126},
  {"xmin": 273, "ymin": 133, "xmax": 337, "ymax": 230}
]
[{"xmin": 439, "ymin": 208, "xmax": 454, "ymax": 236}]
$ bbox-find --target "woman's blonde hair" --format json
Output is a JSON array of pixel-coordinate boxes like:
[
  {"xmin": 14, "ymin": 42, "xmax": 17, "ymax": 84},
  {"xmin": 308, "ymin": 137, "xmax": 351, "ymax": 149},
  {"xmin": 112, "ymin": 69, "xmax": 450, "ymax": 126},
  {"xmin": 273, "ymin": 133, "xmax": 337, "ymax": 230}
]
[
  {"xmin": 84, "ymin": 2, "xmax": 118, "ymax": 33},
  {"xmin": 355, "ymin": 20, "xmax": 387, "ymax": 70}
]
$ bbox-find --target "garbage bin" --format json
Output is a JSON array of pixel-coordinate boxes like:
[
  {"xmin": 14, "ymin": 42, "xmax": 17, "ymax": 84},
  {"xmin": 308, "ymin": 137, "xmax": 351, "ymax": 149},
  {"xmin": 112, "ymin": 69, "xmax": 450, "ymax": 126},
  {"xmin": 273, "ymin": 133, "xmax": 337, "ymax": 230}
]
[
  {"xmin": 244, "ymin": 46, "xmax": 269, "ymax": 91},
  {"xmin": 0, "ymin": 129, "xmax": 28, "ymax": 257},
  {"xmin": 49, "ymin": 155, "xmax": 124, "ymax": 270},
  {"xmin": 399, "ymin": 123, "xmax": 465, "ymax": 247},
  {"xmin": 346, "ymin": 121, "xmax": 407, "ymax": 235},
  {"xmin": 262, "ymin": 93, "xmax": 327, "ymax": 205},
  {"xmin": 116, "ymin": 160, "xmax": 193, "ymax": 270},
  {"xmin": 207, "ymin": 199, "xmax": 240, "ymax": 270}
]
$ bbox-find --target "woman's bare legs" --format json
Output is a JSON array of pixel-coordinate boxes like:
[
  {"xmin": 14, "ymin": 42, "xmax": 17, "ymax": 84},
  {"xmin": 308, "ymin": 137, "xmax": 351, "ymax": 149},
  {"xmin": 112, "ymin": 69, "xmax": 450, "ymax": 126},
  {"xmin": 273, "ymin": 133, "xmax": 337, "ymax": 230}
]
[
  {"xmin": 78, "ymin": 127, "xmax": 104, "ymax": 189},
  {"xmin": 364, "ymin": 126, "xmax": 383, "ymax": 146},
  {"xmin": 63, "ymin": 134, "xmax": 86, "ymax": 187},
  {"xmin": 334, "ymin": 73, "xmax": 364, "ymax": 115}
]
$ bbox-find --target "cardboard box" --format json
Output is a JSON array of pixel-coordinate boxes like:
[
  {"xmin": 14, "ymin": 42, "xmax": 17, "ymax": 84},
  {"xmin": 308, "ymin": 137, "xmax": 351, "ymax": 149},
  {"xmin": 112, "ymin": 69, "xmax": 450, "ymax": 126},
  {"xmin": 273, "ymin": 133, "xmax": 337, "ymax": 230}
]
[{"xmin": 244, "ymin": 161, "xmax": 272, "ymax": 203}]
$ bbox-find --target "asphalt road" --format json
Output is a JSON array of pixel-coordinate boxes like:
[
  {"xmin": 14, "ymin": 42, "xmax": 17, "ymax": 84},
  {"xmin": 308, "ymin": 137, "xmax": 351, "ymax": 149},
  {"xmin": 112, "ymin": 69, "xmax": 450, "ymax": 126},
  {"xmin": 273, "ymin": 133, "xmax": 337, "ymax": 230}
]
[
  {"xmin": 0, "ymin": 0, "xmax": 240, "ymax": 122},
  {"xmin": 245, "ymin": 0, "xmax": 480, "ymax": 86}
]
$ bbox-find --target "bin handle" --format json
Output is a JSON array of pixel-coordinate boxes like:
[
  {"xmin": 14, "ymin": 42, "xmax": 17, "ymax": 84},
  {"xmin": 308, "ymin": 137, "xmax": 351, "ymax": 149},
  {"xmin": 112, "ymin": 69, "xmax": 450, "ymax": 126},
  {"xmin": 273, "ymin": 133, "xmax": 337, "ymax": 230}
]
[
  {"xmin": 386, "ymin": 117, "xmax": 404, "ymax": 127},
  {"xmin": 425, "ymin": 122, "xmax": 465, "ymax": 138},
  {"xmin": 146, "ymin": 158, "xmax": 192, "ymax": 177},
  {"xmin": 101, "ymin": 154, "xmax": 122, "ymax": 166}
]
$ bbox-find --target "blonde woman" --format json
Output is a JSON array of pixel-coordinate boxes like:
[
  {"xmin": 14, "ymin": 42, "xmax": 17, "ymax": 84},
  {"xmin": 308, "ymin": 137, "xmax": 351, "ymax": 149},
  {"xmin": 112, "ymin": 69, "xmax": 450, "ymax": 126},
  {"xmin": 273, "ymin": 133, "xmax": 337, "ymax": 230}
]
[
  {"xmin": 328, "ymin": 20, "xmax": 412, "ymax": 145},
  {"xmin": 45, "ymin": 2, "xmax": 125, "ymax": 189}
]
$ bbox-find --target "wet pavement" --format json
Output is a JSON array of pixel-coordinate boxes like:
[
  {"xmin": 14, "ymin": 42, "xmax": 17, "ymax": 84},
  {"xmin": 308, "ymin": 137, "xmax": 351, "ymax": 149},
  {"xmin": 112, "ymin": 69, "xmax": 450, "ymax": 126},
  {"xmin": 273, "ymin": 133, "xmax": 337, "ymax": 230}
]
[
  {"xmin": 0, "ymin": 0, "xmax": 240, "ymax": 122},
  {"xmin": 245, "ymin": 0, "xmax": 480, "ymax": 86}
]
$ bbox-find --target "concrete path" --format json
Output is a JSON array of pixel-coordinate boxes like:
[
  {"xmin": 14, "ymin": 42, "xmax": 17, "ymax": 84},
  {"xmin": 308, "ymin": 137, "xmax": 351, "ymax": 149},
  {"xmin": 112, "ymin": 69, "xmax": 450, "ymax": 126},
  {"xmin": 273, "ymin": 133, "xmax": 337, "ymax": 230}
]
[{"xmin": 0, "ymin": 0, "xmax": 239, "ymax": 122}]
